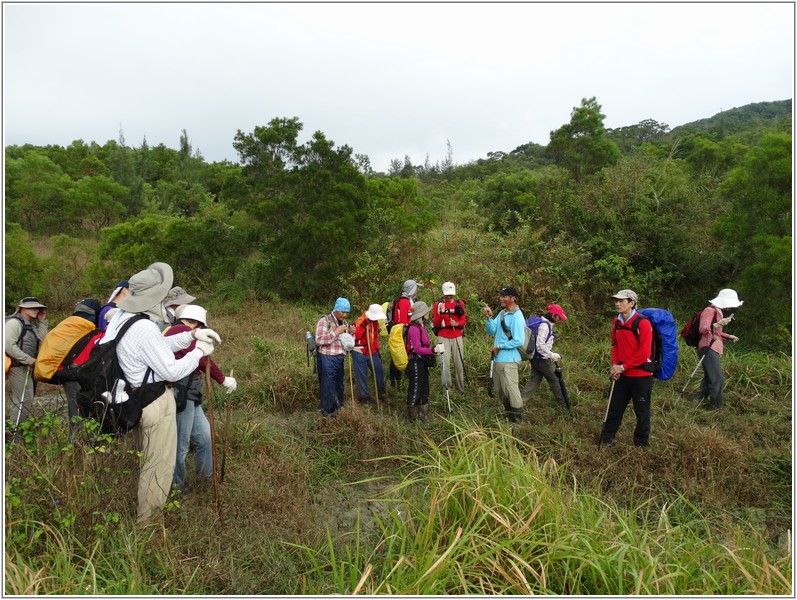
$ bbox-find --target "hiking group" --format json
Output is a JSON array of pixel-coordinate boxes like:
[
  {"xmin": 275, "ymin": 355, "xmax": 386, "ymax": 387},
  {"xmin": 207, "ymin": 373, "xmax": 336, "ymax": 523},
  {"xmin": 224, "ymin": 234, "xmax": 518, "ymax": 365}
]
[{"xmin": 6, "ymin": 263, "xmax": 743, "ymax": 526}]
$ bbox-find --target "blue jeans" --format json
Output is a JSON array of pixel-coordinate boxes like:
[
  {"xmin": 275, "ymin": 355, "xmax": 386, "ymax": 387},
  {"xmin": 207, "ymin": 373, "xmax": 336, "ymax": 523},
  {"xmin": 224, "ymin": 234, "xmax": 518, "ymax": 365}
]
[
  {"xmin": 353, "ymin": 351, "xmax": 385, "ymax": 400},
  {"xmin": 173, "ymin": 401, "xmax": 213, "ymax": 493},
  {"xmin": 318, "ymin": 353, "xmax": 345, "ymax": 416}
]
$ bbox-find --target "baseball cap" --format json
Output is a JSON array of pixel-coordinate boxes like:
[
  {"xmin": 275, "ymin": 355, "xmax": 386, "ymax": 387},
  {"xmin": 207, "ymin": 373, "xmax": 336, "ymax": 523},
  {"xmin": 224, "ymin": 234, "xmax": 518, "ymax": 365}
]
[
  {"xmin": 611, "ymin": 289, "xmax": 638, "ymax": 303},
  {"xmin": 548, "ymin": 304, "xmax": 568, "ymax": 321},
  {"xmin": 497, "ymin": 286, "xmax": 519, "ymax": 298}
]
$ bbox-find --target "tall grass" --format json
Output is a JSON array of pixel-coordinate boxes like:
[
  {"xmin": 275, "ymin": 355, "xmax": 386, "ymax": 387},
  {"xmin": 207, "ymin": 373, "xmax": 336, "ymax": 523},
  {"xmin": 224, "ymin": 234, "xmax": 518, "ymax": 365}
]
[{"xmin": 297, "ymin": 422, "xmax": 792, "ymax": 595}]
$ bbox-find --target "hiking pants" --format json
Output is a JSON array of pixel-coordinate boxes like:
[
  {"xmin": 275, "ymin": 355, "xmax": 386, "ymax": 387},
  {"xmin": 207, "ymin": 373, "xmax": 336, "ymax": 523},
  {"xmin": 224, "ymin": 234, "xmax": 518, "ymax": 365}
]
[
  {"xmin": 521, "ymin": 358, "xmax": 565, "ymax": 405},
  {"xmin": 406, "ymin": 356, "xmax": 430, "ymax": 408},
  {"xmin": 318, "ymin": 353, "xmax": 345, "ymax": 416},
  {"xmin": 173, "ymin": 400, "xmax": 213, "ymax": 493},
  {"xmin": 493, "ymin": 361, "xmax": 523, "ymax": 409},
  {"xmin": 696, "ymin": 347, "xmax": 724, "ymax": 409},
  {"xmin": 353, "ymin": 350, "xmax": 385, "ymax": 401},
  {"xmin": 62, "ymin": 380, "xmax": 83, "ymax": 433},
  {"xmin": 135, "ymin": 388, "xmax": 177, "ymax": 525},
  {"xmin": 440, "ymin": 336, "xmax": 465, "ymax": 392},
  {"xmin": 602, "ymin": 376, "xmax": 653, "ymax": 446},
  {"xmin": 6, "ymin": 365, "xmax": 35, "ymax": 425}
]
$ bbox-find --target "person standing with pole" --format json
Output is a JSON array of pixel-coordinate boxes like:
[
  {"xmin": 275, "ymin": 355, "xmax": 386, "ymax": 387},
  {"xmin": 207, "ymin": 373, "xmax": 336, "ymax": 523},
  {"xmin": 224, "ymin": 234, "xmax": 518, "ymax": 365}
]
[
  {"xmin": 353, "ymin": 304, "xmax": 388, "ymax": 406},
  {"xmin": 692, "ymin": 289, "xmax": 742, "ymax": 410},
  {"xmin": 602, "ymin": 289, "xmax": 654, "ymax": 447},
  {"xmin": 433, "ymin": 282, "xmax": 467, "ymax": 393},
  {"xmin": 314, "ymin": 298, "xmax": 351, "ymax": 418},
  {"xmin": 5, "ymin": 297, "xmax": 48, "ymax": 427}
]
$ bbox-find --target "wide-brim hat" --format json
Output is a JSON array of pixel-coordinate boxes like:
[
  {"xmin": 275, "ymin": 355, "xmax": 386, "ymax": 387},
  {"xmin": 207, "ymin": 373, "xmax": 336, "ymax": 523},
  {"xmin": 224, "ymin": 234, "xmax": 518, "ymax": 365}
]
[
  {"xmin": 163, "ymin": 286, "xmax": 196, "ymax": 307},
  {"xmin": 411, "ymin": 300, "xmax": 432, "ymax": 321},
  {"xmin": 117, "ymin": 262, "xmax": 174, "ymax": 313},
  {"xmin": 403, "ymin": 279, "xmax": 422, "ymax": 297},
  {"xmin": 710, "ymin": 288, "xmax": 743, "ymax": 309},
  {"xmin": 17, "ymin": 297, "xmax": 47, "ymax": 310},
  {"xmin": 366, "ymin": 303, "xmax": 387, "ymax": 321}
]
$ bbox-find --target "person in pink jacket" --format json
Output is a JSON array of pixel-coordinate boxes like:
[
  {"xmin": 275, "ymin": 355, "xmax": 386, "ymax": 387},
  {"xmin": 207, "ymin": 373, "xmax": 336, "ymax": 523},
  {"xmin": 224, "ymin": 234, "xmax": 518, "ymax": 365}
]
[
  {"xmin": 694, "ymin": 289, "xmax": 742, "ymax": 410},
  {"xmin": 405, "ymin": 301, "xmax": 443, "ymax": 423}
]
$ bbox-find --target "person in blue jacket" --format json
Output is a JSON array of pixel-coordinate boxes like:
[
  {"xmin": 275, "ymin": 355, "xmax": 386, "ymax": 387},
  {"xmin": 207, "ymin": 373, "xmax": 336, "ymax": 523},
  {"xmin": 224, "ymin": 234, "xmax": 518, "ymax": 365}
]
[{"xmin": 483, "ymin": 286, "xmax": 526, "ymax": 422}]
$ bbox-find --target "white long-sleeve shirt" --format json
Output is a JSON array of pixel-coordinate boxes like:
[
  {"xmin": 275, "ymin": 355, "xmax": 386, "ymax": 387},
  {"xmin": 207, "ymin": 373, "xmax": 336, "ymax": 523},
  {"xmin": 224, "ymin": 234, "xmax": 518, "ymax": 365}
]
[
  {"xmin": 103, "ymin": 311, "xmax": 202, "ymax": 387},
  {"xmin": 534, "ymin": 317, "xmax": 557, "ymax": 360}
]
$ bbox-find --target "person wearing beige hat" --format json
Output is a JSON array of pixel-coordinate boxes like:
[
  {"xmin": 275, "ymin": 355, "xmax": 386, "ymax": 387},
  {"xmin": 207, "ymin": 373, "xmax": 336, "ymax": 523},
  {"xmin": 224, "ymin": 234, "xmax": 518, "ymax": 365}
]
[
  {"xmin": 432, "ymin": 281, "xmax": 467, "ymax": 393},
  {"xmin": 162, "ymin": 286, "xmax": 197, "ymax": 330},
  {"xmin": 352, "ymin": 303, "xmax": 387, "ymax": 406},
  {"xmin": 103, "ymin": 262, "xmax": 222, "ymax": 525},
  {"xmin": 5, "ymin": 297, "xmax": 49, "ymax": 425},
  {"xmin": 405, "ymin": 301, "xmax": 443, "ymax": 422},
  {"xmin": 693, "ymin": 289, "xmax": 743, "ymax": 410}
]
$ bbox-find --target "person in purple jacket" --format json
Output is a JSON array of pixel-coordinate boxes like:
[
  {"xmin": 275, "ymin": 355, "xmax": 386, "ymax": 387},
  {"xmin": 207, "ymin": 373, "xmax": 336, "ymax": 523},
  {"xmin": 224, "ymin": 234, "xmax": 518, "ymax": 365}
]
[{"xmin": 405, "ymin": 301, "xmax": 444, "ymax": 423}]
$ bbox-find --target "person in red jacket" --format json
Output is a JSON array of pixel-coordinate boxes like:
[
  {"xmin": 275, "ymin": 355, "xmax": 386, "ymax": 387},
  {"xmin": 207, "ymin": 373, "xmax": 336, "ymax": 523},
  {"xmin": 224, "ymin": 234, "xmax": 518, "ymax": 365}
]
[
  {"xmin": 387, "ymin": 279, "xmax": 421, "ymax": 388},
  {"xmin": 432, "ymin": 281, "xmax": 466, "ymax": 392},
  {"xmin": 602, "ymin": 289, "xmax": 654, "ymax": 447}
]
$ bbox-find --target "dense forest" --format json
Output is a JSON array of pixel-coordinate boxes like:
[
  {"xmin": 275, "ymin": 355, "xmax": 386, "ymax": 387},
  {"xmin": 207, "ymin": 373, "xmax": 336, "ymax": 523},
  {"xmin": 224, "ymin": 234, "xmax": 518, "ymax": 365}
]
[{"xmin": 4, "ymin": 97, "xmax": 792, "ymax": 350}]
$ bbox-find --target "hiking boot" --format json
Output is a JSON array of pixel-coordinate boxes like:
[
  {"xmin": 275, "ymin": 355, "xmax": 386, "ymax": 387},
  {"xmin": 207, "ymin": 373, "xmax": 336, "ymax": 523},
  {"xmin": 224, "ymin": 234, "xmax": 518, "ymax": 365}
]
[
  {"xmin": 418, "ymin": 404, "xmax": 430, "ymax": 423},
  {"xmin": 377, "ymin": 389, "xmax": 388, "ymax": 402},
  {"xmin": 358, "ymin": 396, "xmax": 374, "ymax": 405},
  {"xmin": 407, "ymin": 406, "xmax": 419, "ymax": 421},
  {"xmin": 507, "ymin": 407, "xmax": 523, "ymax": 423}
]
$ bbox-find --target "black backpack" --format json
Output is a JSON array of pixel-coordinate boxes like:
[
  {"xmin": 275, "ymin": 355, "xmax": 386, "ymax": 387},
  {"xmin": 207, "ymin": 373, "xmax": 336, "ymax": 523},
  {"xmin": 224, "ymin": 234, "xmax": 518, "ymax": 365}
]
[{"xmin": 73, "ymin": 314, "xmax": 166, "ymax": 435}]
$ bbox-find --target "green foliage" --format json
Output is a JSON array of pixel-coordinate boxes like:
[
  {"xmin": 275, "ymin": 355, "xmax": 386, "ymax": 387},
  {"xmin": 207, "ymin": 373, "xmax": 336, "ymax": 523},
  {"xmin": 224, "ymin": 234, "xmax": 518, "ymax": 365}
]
[
  {"xmin": 4, "ymin": 221, "xmax": 44, "ymax": 313},
  {"xmin": 547, "ymin": 97, "xmax": 621, "ymax": 180},
  {"xmin": 5, "ymin": 151, "xmax": 74, "ymax": 233}
]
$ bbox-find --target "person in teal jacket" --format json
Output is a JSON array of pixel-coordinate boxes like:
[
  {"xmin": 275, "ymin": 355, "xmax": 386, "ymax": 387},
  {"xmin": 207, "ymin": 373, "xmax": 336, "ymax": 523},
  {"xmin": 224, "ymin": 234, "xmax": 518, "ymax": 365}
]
[{"xmin": 483, "ymin": 286, "xmax": 526, "ymax": 422}]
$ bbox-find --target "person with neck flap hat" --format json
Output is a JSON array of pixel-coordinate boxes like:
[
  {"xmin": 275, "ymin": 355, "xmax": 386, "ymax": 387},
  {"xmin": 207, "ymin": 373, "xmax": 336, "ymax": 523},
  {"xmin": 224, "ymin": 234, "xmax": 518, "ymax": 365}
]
[
  {"xmin": 693, "ymin": 288, "xmax": 743, "ymax": 410},
  {"xmin": 603, "ymin": 289, "xmax": 654, "ymax": 447},
  {"xmin": 315, "ymin": 297, "xmax": 352, "ymax": 417},
  {"xmin": 521, "ymin": 303, "xmax": 569, "ymax": 409},
  {"xmin": 5, "ymin": 297, "xmax": 49, "ymax": 426},
  {"xmin": 388, "ymin": 279, "xmax": 422, "ymax": 388},
  {"xmin": 483, "ymin": 286, "xmax": 526, "ymax": 422},
  {"xmin": 432, "ymin": 281, "xmax": 467, "ymax": 393},
  {"xmin": 102, "ymin": 262, "xmax": 222, "ymax": 525}
]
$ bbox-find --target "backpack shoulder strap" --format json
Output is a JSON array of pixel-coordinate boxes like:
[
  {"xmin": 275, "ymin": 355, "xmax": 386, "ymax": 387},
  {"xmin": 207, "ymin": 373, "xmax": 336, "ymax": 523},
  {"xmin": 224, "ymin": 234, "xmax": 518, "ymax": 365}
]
[{"xmin": 498, "ymin": 310, "xmax": 512, "ymax": 339}]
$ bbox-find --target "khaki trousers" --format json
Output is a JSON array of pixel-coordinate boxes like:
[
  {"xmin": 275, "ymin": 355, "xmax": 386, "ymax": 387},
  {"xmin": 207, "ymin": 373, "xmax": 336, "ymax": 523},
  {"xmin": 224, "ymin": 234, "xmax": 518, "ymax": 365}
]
[
  {"xmin": 135, "ymin": 388, "xmax": 177, "ymax": 525},
  {"xmin": 440, "ymin": 336, "xmax": 465, "ymax": 392},
  {"xmin": 493, "ymin": 361, "xmax": 523, "ymax": 409}
]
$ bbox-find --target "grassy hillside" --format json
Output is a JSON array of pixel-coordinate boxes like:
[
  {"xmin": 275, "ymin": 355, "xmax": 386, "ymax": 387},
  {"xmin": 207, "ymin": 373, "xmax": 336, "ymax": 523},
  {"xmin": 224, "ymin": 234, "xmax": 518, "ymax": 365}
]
[{"xmin": 5, "ymin": 226, "xmax": 792, "ymax": 593}]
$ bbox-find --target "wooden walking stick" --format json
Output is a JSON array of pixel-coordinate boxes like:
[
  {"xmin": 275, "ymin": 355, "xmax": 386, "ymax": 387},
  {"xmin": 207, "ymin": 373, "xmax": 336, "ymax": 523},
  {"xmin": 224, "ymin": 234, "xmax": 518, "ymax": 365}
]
[
  {"xmin": 347, "ymin": 352, "xmax": 356, "ymax": 403},
  {"xmin": 220, "ymin": 369, "xmax": 233, "ymax": 484},
  {"xmin": 205, "ymin": 360, "xmax": 224, "ymax": 522},
  {"xmin": 365, "ymin": 325, "xmax": 383, "ymax": 411}
]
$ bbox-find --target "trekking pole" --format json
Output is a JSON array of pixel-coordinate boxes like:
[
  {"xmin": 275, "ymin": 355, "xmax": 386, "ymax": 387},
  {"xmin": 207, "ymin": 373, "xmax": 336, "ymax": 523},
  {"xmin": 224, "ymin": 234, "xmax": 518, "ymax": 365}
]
[
  {"xmin": 11, "ymin": 368, "xmax": 31, "ymax": 439},
  {"xmin": 205, "ymin": 360, "xmax": 224, "ymax": 522},
  {"xmin": 347, "ymin": 352, "xmax": 356, "ymax": 404},
  {"xmin": 220, "ymin": 369, "xmax": 233, "ymax": 485},
  {"xmin": 365, "ymin": 329, "xmax": 382, "ymax": 412},
  {"xmin": 440, "ymin": 348, "xmax": 452, "ymax": 415},
  {"xmin": 598, "ymin": 378, "xmax": 616, "ymax": 448},
  {"xmin": 678, "ymin": 354, "xmax": 706, "ymax": 400}
]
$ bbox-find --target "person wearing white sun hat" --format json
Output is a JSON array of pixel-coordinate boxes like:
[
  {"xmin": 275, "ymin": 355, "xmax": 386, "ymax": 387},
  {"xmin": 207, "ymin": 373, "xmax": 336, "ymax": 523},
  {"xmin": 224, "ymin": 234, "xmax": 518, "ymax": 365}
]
[{"xmin": 693, "ymin": 289, "xmax": 743, "ymax": 410}]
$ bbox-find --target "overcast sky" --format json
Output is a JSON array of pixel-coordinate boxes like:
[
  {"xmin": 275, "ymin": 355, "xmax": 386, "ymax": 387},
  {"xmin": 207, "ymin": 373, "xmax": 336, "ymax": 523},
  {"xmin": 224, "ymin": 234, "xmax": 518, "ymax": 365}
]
[{"xmin": 3, "ymin": 3, "xmax": 793, "ymax": 172}]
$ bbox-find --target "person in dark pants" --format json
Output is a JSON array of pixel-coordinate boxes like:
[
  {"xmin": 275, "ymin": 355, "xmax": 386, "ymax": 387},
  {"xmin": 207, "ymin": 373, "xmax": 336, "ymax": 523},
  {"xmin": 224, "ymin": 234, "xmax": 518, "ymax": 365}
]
[
  {"xmin": 314, "ymin": 297, "xmax": 351, "ymax": 418},
  {"xmin": 404, "ymin": 301, "xmax": 443, "ymax": 422},
  {"xmin": 693, "ymin": 289, "xmax": 742, "ymax": 410},
  {"xmin": 602, "ymin": 289, "xmax": 654, "ymax": 447}
]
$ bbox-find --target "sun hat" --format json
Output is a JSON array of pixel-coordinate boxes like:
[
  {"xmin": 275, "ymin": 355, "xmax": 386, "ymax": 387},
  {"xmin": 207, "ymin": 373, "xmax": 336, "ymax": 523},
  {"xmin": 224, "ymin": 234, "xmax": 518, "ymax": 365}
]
[
  {"xmin": 403, "ymin": 279, "xmax": 422, "ymax": 297},
  {"xmin": 334, "ymin": 297, "xmax": 351, "ymax": 313},
  {"xmin": 163, "ymin": 286, "xmax": 196, "ymax": 308},
  {"xmin": 411, "ymin": 301, "xmax": 432, "ymax": 321},
  {"xmin": 366, "ymin": 303, "xmax": 387, "ymax": 321},
  {"xmin": 176, "ymin": 304, "xmax": 208, "ymax": 326},
  {"xmin": 116, "ymin": 262, "xmax": 174, "ymax": 313},
  {"xmin": 17, "ymin": 297, "xmax": 47, "ymax": 310},
  {"xmin": 611, "ymin": 289, "xmax": 638, "ymax": 303},
  {"xmin": 710, "ymin": 289, "xmax": 743, "ymax": 309},
  {"xmin": 497, "ymin": 286, "xmax": 519, "ymax": 298},
  {"xmin": 548, "ymin": 304, "xmax": 568, "ymax": 321},
  {"xmin": 441, "ymin": 281, "xmax": 456, "ymax": 296}
]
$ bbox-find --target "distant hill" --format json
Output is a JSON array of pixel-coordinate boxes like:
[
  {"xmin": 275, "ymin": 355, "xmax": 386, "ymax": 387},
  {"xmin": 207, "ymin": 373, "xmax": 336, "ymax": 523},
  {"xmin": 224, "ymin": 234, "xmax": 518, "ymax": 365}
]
[{"xmin": 669, "ymin": 99, "xmax": 792, "ymax": 136}]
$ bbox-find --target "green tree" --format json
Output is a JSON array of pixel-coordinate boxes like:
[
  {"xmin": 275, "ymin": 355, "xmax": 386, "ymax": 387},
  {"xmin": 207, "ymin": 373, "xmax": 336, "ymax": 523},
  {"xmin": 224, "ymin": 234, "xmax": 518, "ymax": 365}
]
[
  {"xmin": 66, "ymin": 175, "xmax": 129, "ymax": 233},
  {"xmin": 547, "ymin": 97, "xmax": 621, "ymax": 180},
  {"xmin": 5, "ymin": 152, "xmax": 73, "ymax": 233},
  {"xmin": 4, "ymin": 222, "xmax": 44, "ymax": 313}
]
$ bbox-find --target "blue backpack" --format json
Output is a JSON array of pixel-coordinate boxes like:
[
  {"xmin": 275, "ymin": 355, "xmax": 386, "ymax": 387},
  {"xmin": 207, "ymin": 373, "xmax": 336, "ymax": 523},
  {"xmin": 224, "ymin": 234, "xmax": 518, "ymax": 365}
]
[{"xmin": 615, "ymin": 308, "xmax": 678, "ymax": 380}]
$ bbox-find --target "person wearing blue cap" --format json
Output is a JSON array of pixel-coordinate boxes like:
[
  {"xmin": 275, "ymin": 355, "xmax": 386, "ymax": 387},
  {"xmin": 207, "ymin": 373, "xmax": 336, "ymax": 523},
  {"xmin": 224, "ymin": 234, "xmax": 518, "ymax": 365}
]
[{"xmin": 314, "ymin": 297, "xmax": 352, "ymax": 417}]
